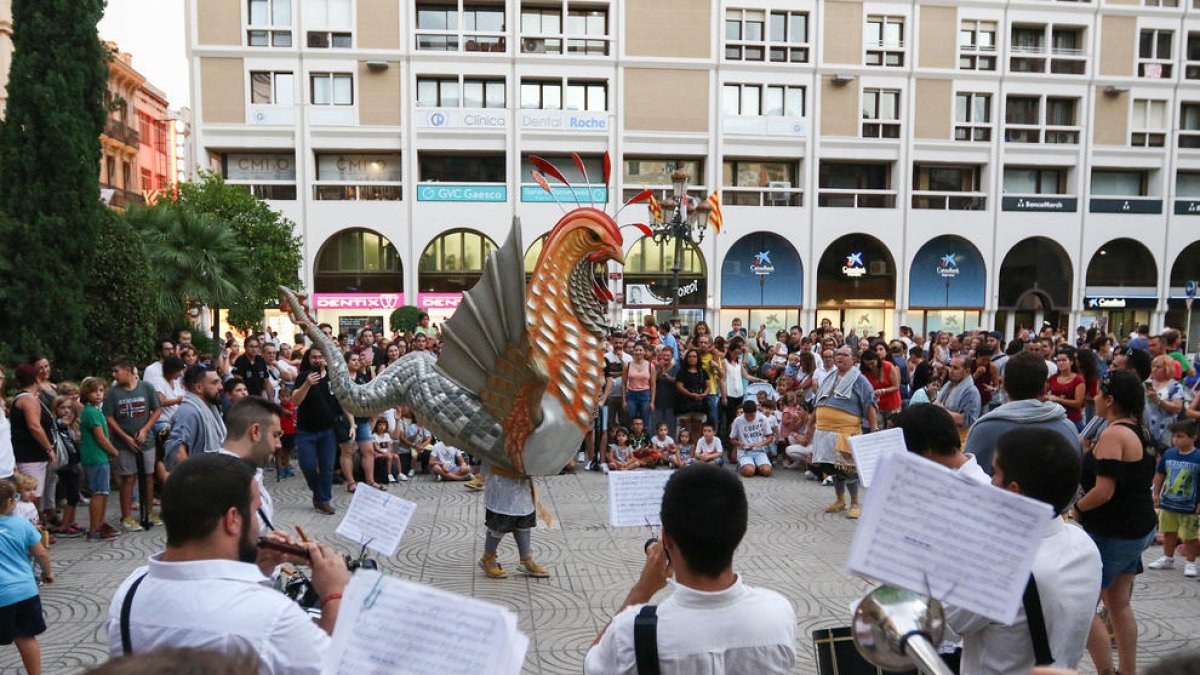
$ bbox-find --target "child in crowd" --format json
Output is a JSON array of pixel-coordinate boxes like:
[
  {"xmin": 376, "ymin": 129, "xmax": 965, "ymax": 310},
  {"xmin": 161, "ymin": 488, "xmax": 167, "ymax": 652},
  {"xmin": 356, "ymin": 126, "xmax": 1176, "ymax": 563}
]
[
  {"xmin": 649, "ymin": 423, "xmax": 675, "ymax": 468},
  {"xmin": 50, "ymin": 396, "xmax": 83, "ymax": 537},
  {"xmin": 0, "ymin": 479, "xmax": 53, "ymax": 675},
  {"xmin": 669, "ymin": 429, "xmax": 694, "ymax": 468},
  {"xmin": 628, "ymin": 417, "xmax": 657, "ymax": 467},
  {"xmin": 478, "ymin": 462, "xmax": 550, "ymax": 579},
  {"xmin": 1150, "ymin": 420, "xmax": 1200, "ymax": 577},
  {"xmin": 759, "ymin": 400, "xmax": 781, "ymax": 462},
  {"xmin": 276, "ymin": 386, "xmax": 296, "ymax": 480},
  {"xmin": 695, "ymin": 423, "xmax": 725, "ymax": 466},
  {"xmin": 430, "ymin": 441, "xmax": 474, "ymax": 481},
  {"xmin": 370, "ymin": 418, "xmax": 403, "ymax": 483},
  {"xmin": 12, "ymin": 474, "xmax": 44, "ymax": 548},
  {"xmin": 396, "ymin": 407, "xmax": 433, "ymax": 475},
  {"xmin": 79, "ymin": 376, "xmax": 120, "ymax": 541},
  {"xmin": 604, "ymin": 427, "xmax": 639, "ymax": 473}
]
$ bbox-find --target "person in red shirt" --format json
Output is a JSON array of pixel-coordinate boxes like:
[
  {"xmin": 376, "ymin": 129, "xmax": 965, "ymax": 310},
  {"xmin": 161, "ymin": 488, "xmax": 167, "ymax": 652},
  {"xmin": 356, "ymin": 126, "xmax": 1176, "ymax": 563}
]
[
  {"xmin": 276, "ymin": 386, "xmax": 297, "ymax": 480},
  {"xmin": 1047, "ymin": 349, "xmax": 1086, "ymax": 431},
  {"xmin": 862, "ymin": 347, "xmax": 901, "ymax": 427}
]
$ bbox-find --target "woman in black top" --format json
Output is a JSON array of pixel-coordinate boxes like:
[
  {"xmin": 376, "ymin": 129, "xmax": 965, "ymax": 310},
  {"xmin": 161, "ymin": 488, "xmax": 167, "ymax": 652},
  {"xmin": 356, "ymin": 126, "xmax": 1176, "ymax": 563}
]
[
  {"xmin": 292, "ymin": 349, "xmax": 347, "ymax": 515},
  {"xmin": 674, "ymin": 349, "xmax": 708, "ymax": 445},
  {"xmin": 10, "ymin": 363, "xmax": 55, "ymax": 504},
  {"xmin": 1074, "ymin": 370, "xmax": 1157, "ymax": 675}
]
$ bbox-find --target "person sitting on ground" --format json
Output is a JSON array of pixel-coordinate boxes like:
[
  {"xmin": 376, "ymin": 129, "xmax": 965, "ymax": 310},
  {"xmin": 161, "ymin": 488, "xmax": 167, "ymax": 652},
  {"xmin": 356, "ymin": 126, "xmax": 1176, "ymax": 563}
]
[
  {"xmin": 963, "ymin": 351, "xmax": 1081, "ymax": 476},
  {"xmin": 694, "ymin": 423, "xmax": 725, "ymax": 465},
  {"xmin": 106, "ymin": 454, "xmax": 348, "ymax": 673},
  {"xmin": 892, "ymin": 404, "xmax": 989, "ymax": 484},
  {"xmin": 604, "ymin": 427, "xmax": 639, "ymax": 473},
  {"xmin": 731, "ymin": 401, "xmax": 775, "ymax": 478},
  {"xmin": 669, "ymin": 429, "xmax": 694, "ymax": 468},
  {"xmin": 585, "ymin": 464, "xmax": 796, "ymax": 673},
  {"xmin": 627, "ymin": 417, "xmax": 650, "ymax": 453},
  {"xmin": 944, "ymin": 428, "xmax": 1101, "ymax": 673},
  {"xmin": 369, "ymin": 418, "xmax": 400, "ymax": 483},
  {"xmin": 649, "ymin": 423, "xmax": 675, "ymax": 468},
  {"xmin": 429, "ymin": 440, "xmax": 474, "ymax": 482}
]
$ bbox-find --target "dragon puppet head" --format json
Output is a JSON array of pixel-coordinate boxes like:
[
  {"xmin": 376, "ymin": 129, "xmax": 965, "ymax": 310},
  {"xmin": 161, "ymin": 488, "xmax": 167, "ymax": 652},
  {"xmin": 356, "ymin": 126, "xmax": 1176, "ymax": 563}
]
[{"xmin": 529, "ymin": 206, "xmax": 623, "ymax": 337}]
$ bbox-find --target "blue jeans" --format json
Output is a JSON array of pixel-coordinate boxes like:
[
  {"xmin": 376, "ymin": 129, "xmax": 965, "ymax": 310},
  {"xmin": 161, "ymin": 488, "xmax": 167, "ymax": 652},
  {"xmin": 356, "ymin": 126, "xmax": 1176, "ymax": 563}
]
[
  {"xmin": 626, "ymin": 389, "xmax": 651, "ymax": 426},
  {"xmin": 296, "ymin": 428, "xmax": 337, "ymax": 505},
  {"xmin": 705, "ymin": 395, "xmax": 720, "ymax": 427}
]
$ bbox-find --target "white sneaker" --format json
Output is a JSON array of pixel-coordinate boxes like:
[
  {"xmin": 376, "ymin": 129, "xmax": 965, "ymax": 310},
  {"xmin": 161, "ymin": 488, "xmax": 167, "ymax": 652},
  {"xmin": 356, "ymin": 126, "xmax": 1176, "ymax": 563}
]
[
  {"xmin": 1148, "ymin": 555, "xmax": 1175, "ymax": 570},
  {"xmin": 600, "ymin": 463, "xmax": 610, "ymax": 475},
  {"xmin": 396, "ymin": 473, "xmax": 409, "ymax": 482},
  {"xmin": 1185, "ymin": 562, "xmax": 1198, "ymax": 578},
  {"xmin": 387, "ymin": 474, "xmax": 397, "ymax": 483},
  {"xmin": 576, "ymin": 451, "xmax": 587, "ymax": 463},
  {"xmin": 407, "ymin": 470, "xmax": 414, "ymax": 477},
  {"xmin": 435, "ymin": 474, "xmax": 442, "ymax": 482},
  {"xmin": 821, "ymin": 475, "xmax": 834, "ymax": 486}
]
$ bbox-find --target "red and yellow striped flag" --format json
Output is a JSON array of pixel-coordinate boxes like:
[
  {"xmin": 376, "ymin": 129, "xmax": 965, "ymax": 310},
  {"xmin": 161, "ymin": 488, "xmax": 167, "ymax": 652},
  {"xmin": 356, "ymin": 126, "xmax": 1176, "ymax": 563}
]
[
  {"xmin": 705, "ymin": 191, "xmax": 722, "ymax": 233},
  {"xmin": 648, "ymin": 192, "xmax": 663, "ymax": 224}
]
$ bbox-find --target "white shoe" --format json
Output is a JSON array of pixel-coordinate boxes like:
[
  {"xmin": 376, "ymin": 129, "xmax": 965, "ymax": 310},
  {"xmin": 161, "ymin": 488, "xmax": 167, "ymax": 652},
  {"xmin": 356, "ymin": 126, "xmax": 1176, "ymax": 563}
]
[
  {"xmin": 387, "ymin": 474, "xmax": 397, "ymax": 483},
  {"xmin": 407, "ymin": 470, "xmax": 414, "ymax": 477},
  {"xmin": 805, "ymin": 470, "xmax": 819, "ymax": 481},
  {"xmin": 600, "ymin": 463, "xmax": 610, "ymax": 475},
  {"xmin": 396, "ymin": 472, "xmax": 409, "ymax": 482},
  {"xmin": 576, "ymin": 451, "xmax": 587, "ymax": 463},
  {"xmin": 821, "ymin": 475, "xmax": 834, "ymax": 486},
  {"xmin": 1186, "ymin": 562, "xmax": 1198, "ymax": 578},
  {"xmin": 435, "ymin": 474, "xmax": 442, "ymax": 482},
  {"xmin": 1148, "ymin": 555, "xmax": 1175, "ymax": 570}
]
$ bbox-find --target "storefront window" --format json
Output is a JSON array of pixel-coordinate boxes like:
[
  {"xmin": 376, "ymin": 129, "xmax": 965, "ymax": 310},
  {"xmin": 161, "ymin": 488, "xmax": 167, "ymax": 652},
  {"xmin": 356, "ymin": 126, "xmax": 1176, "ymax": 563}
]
[
  {"xmin": 418, "ymin": 229, "xmax": 498, "ymax": 293},
  {"xmin": 623, "ymin": 236, "xmax": 707, "ymax": 310},
  {"xmin": 314, "ymin": 228, "xmax": 403, "ymax": 293}
]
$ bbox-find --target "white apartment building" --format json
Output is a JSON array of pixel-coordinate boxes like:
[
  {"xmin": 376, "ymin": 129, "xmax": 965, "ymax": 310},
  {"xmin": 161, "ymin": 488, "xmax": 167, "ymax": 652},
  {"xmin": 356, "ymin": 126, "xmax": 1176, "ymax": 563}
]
[{"xmin": 186, "ymin": 0, "xmax": 1200, "ymax": 341}]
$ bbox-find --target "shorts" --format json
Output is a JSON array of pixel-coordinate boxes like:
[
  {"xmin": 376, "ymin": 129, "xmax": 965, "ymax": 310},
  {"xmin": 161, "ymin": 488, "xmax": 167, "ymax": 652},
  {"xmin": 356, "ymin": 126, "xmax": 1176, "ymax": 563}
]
[
  {"xmin": 281, "ymin": 433, "xmax": 296, "ymax": 452},
  {"xmin": 0, "ymin": 595, "xmax": 45, "ymax": 645},
  {"xmin": 485, "ymin": 508, "xmax": 536, "ymax": 534},
  {"xmin": 1159, "ymin": 510, "xmax": 1200, "ymax": 540},
  {"xmin": 738, "ymin": 450, "xmax": 771, "ymax": 468},
  {"xmin": 55, "ymin": 465, "xmax": 81, "ymax": 507},
  {"xmin": 84, "ymin": 464, "xmax": 112, "ymax": 495},
  {"xmin": 115, "ymin": 447, "xmax": 155, "ymax": 477},
  {"xmin": 355, "ymin": 421, "xmax": 372, "ymax": 443},
  {"xmin": 1090, "ymin": 528, "xmax": 1157, "ymax": 589}
]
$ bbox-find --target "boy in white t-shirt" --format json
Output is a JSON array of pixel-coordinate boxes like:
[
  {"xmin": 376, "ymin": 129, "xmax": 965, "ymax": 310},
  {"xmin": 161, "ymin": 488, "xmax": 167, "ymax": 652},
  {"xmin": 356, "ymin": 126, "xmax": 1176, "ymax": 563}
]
[
  {"xmin": 430, "ymin": 441, "xmax": 474, "ymax": 482},
  {"xmin": 694, "ymin": 423, "xmax": 725, "ymax": 466}
]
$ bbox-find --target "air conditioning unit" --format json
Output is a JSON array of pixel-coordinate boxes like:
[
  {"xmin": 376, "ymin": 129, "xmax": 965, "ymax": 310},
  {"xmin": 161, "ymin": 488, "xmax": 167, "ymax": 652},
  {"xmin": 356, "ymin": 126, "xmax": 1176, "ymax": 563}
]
[
  {"xmin": 767, "ymin": 180, "xmax": 792, "ymax": 202},
  {"xmin": 869, "ymin": 261, "xmax": 888, "ymax": 276},
  {"xmin": 522, "ymin": 38, "xmax": 546, "ymax": 54}
]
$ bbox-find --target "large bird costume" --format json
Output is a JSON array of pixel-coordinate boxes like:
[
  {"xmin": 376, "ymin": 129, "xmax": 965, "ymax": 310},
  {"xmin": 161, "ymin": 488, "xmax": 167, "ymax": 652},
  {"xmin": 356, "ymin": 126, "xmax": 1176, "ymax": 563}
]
[{"xmin": 280, "ymin": 187, "xmax": 626, "ymax": 477}]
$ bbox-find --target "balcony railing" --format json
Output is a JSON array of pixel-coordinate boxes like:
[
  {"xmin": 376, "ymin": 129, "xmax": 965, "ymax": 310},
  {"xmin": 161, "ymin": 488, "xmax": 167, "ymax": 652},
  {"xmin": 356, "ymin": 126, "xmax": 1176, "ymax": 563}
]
[
  {"xmin": 314, "ymin": 183, "xmax": 403, "ymax": 201},
  {"xmin": 99, "ymin": 183, "xmax": 143, "ymax": 209},
  {"xmin": 817, "ymin": 189, "xmax": 896, "ymax": 208},
  {"xmin": 520, "ymin": 35, "xmax": 610, "ymax": 55},
  {"xmin": 103, "ymin": 122, "xmax": 140, "ymax": 148},
  {"xmin": 415, "ymin": 31, "xmax": 506, "ymax": 52},
  {"xmin": 911, "ymin": 192, "xmax": 988, "ymax": 210},
  {"xmin": 724, "ymin": 187, "xmax": 804, "ymax": 207},
  {"xmin": 1004, "ymin": 124, "xmax": 1079, "ymax": 144}
]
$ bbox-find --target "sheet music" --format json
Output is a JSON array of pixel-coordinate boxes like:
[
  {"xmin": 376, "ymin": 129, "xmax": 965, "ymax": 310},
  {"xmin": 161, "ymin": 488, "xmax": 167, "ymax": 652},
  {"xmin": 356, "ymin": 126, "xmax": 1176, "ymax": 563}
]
[
  {"xmin": 607, "ymin": 470, "xmax": 673, "ymax": 527},
  {"xmin": 846, "ymin": 451, "xmax": 1053, "ymax": 625},
  {"xmin": 324, "ymin": 571, "xmax": 528, "ymax": 675},
  {"xmin": 335, "ymin": 484, "xmax": 416, "ymax": 557},
  {"xmin": 848, "ymin": 428, "xmax": 907, "ymax": 488}
]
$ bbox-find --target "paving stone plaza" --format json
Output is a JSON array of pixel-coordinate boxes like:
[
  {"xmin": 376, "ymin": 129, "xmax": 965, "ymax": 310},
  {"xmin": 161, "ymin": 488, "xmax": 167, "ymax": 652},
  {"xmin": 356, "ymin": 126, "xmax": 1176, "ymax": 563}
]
[{"xmin": 3, "ymin": 468, "xmax": 1197, "ymax": 674}]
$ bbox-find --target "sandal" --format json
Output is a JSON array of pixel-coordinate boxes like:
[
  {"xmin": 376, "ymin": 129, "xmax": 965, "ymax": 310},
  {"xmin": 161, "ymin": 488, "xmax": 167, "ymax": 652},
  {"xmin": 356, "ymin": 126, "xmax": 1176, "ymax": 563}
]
[
  {"xmin": 367, "ymin": 482, "xmax": 385, "ymax": 491},
  {"xmin": 346, "ymin": 482, "xmax": 357, "ymax": 494}
]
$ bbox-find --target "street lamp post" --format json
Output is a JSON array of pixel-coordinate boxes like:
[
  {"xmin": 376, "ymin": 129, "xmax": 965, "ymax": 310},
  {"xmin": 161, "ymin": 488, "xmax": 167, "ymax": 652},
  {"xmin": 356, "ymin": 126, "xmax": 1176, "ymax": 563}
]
[{"xmin": 650, "ymin": 167, "xmax": 710, "ymax": 322}]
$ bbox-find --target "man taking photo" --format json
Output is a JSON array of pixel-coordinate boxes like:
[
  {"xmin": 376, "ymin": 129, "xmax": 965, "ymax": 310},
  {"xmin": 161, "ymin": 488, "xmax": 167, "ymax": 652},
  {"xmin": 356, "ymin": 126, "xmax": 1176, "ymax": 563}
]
[
  {"xmin": 106, "ymin": 453, "xmax": 348, "ymax": 673},
  {"xmin": 585, "ymin": 464, "xmax": 795, "ymax": 673}
]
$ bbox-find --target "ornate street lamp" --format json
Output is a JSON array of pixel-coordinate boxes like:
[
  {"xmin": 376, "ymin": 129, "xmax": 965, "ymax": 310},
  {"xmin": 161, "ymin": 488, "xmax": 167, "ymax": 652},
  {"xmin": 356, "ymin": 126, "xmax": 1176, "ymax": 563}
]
[{"xmin": 650, "ymin": 167, "xmax": 710, "ymax": 321}]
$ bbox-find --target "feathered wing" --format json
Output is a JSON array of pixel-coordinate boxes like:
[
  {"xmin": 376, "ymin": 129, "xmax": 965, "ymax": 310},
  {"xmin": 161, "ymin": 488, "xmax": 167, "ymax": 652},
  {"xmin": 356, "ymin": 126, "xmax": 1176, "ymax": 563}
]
[{"xmin": 436, "ymin": 217, "xmax": 548, "ymax": 432}]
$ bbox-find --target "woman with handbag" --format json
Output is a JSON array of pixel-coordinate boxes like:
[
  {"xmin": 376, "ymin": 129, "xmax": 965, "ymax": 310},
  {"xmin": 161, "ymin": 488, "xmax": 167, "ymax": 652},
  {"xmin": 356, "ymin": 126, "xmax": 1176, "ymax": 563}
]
[
  {"xmin": 8, "ymin": 364, "xmax": 55, "ymax": 513},
  {"xmin": 294, "ymin": 349, "xmax": 346, "ymax": 515}
]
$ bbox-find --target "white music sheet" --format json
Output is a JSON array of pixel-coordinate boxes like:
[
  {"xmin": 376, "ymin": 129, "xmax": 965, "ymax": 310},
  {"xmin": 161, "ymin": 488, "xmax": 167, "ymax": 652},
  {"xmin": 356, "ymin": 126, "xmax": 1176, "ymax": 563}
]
[
  {"xmin": 848, "ymin": 427, "xmax": 908, "ymax": 488},
  {"xmin": 335, "ymin": 484, "xmax": 416, "ymax": 557},
  {"xmin": 846, "ymin": 451, "xmax": 1053, "ymax": 624},
  {"xmin": 607, "ymin": 470, "xmax": 673, "ymax": 527}
]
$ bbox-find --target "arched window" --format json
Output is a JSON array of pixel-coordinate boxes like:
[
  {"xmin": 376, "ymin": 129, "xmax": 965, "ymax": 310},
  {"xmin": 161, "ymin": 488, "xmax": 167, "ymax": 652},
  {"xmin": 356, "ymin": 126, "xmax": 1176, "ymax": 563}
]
[
  {"xmin": 417, "ymin": 229, "xmax": 498, "ymax": 293},
  {"xmin": 314, "ymin": 228, "xmax": 403, "ymax": 293}
]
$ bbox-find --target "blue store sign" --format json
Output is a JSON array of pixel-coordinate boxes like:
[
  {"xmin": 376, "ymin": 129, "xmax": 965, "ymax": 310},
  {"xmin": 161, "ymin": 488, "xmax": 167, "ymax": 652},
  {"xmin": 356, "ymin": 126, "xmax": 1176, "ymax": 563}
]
[
  {"xmin": 416, "ymin": 184, "xmax": 508, "ymax": 202},
  {"xmin": 721, "ymin": 232, "xmax": 803, "ymax": 306},
  {"xmin": 909, "ymin": 237, "xmax": 986, "ymax": 308},
  {"xmin": 520, "ymin": 186, "xmax": 608, "ymax": 203}
]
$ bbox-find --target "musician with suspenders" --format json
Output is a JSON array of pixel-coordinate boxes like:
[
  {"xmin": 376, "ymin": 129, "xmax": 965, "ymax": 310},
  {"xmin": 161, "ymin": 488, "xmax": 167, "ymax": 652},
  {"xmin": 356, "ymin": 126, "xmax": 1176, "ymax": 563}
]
[{"xmin": 585, "ymin": 464, "xmax": 796, "ymax": 675}]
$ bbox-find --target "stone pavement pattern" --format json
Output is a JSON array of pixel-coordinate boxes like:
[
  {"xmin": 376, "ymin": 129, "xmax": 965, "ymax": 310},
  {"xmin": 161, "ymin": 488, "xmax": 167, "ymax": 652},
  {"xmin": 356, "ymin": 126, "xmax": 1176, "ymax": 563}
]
[{"xmin": 2, "ymin": 469, "xmax": 1197, "ymax": 674}]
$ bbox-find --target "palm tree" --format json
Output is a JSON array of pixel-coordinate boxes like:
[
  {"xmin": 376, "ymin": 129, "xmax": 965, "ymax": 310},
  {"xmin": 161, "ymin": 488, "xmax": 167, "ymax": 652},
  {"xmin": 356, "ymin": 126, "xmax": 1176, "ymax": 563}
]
[{"xmin": 124, "ymin": 203, "xmax": 250, "ymax": 330}]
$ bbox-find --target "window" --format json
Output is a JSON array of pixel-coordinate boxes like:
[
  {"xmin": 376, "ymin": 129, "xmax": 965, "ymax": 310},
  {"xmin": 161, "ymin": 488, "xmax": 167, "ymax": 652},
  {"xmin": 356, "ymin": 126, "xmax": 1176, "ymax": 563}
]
[
  {"xmin": 1092, "ymin": 170, "xmax": 1148, "ymax": 196},
  {"xmin": 622, "ymin": 158, "xmax": 706, "ymax": 202},
  {"xmin": 1177, "ymin": 171, "xmax": 1200, "ymax": 197},
  {"xmin": 818, "ymin": 162, "xmax": 894, "ymax": 208},
  {"xmin": 520, "ymin": 80, "xmax": 562, "ymax": 109},
  {"xmin": 310, "ymin": 73, "xmax": 353, "ymax": 105},
  {"xmin": 314, "ymin": 153, "xmax": 403, "ymax": 201},
  {"xmin": 725, "ymin": 8, "xmax": 765, "ymax": 61},
  {"xmin": 959, "ymin": 20, "xmax": 996, "ymax": 71},
  {"xmin": 418, "ymin": 153, "xmax": 506, "ymax": 182},
  {"xmin": 912, "ymin": 165, "xmax": 984, "ymax": 210},
  {"xmin": 565, "ymin": 80, "xmax": 607, "ymax": 111},
  {"xmin": 861, "ymin": 88, "xmax": 900, "ymax": 138},
  {"xmin": 768, "ymin": 11, "xmax": 809, "ymax": 62},
  {"xmin": 1004, "ymin": 95, "xmax": 1078, "ymax": 144},
  {"xmin": 522, "ymin": 5, "xmax": 608, "ymax": 55},
  {"xmin": 955, "ymin": 92, "xmax": 991, "ymax": 141},
  {"xmin": 1004, "ymin": 167, "xmax": 1067, "ymax": 195},
  {"xmin": 250, "ymin": 71, "xmax": 295, "ymax": 105},
  {"xmin": 1130, "ymin": 99, "xmax": 1167, "ymax": 147},
  {"xmin": 723, "ymin": 84, "xmax": 762, "ymax": 115},
  {"xmin": 1187, "ymin": 33, "xmax": 1200, "ymax": 79},
  {"xmin": 725, "ymin": 83, "xmax": 803, "ymax": 116},
  {"xmin": 565, "ymin": 8, "xmax": 609, "ymax": 55},
  {"xmin": 1050, "ymin": 27, "xmax": 1086, "ymax": 74},
  {"xmin": 1139, "ymin": 29, "xmax": 1173, "ymax": 78},
  {"xmin": 1144, "ymin": 0, "xmax": 1179, "ymax": 6},
  {"xmin": 722, "ymin": 159, "xmax": 802, "ymax": 206},
  {"xmin": 1181, "ymin": 102, "xmax": 1200, "ymax": 147},
  {"xmin": 1010, "ymin": 25, "xmax": 1045, "ymax": 72},
  {"xmin": 865, "ymin": 16, "xmax": 905, "ymax": 66},
  {"xmin": 247, "ymin": 0, "xmax": 292, "ymax": 46},
  {"xmin": 307, "ymin": 31, "xmax": 352, "ymax": 47},
  {"xmin": 221, "ymin": 152, "xmax": 298, "ymax": 200},
  {"xmin": 519, "ymin": 153, "xmax": 603, "ymax": 187},
  {"xmin": 315, "ymin": 229, "xmax": 403, "ymax": 293},
  {"xmin": 416, "ymin": 3, "xmax": 506, "ymax": 52},
  {"xmin": 417, "ymin": 76, "xmax": 505, "ymax": 108}
]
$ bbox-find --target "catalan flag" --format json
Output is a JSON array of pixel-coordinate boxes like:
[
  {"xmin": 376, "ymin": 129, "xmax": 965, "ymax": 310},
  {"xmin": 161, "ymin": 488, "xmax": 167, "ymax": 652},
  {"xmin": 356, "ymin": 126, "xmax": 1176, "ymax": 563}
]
[
  {"xmin": 705, "ymin": 191, "xmax": 723, "ymax": 233},
  {"xmin": 648, "ymin": 191, "xmax": 663, "ymax": 224}
]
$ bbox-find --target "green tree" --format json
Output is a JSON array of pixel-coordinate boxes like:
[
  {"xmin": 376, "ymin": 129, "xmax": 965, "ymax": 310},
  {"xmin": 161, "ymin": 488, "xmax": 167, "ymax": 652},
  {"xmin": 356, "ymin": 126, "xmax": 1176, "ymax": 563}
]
[
  {"xmin": 0, "ymin": 0, "xmax": 108, "ymax": 375},
  {"xmin": 83, "ymin": 210, "xmax": 157, "ymax": 374},
  {"xmin": 390, "ymin": 306, "xmax": 423, "ymax": 335},
  {"xmin": 177, "ymin": 172, "xmax": 303, "ymax": 333},
  {"xmin": 124, "ymin": 202, "xmax": 251, "ymax": 332}
]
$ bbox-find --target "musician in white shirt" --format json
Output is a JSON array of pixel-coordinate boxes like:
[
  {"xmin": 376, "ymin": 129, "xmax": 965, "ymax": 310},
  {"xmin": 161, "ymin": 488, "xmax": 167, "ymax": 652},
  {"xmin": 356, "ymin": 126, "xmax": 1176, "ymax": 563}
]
[
  {"xmin": 216, "ymin": 397, "xmax": 282, "ymax": 535},
  {"xmin": 892, "ymin": 404, "xmax": 990, "ymax": 485},
  {"xmin": 106, "ymin": 454, "xmax": 349, "ymax": 674},
  {"xmin": 586, "ymin": 464, "xmax": 795, "ymax": 674},
  {"xmin": 943, "ymin": 428, "xmax": 1102, "ymax": 674}
]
